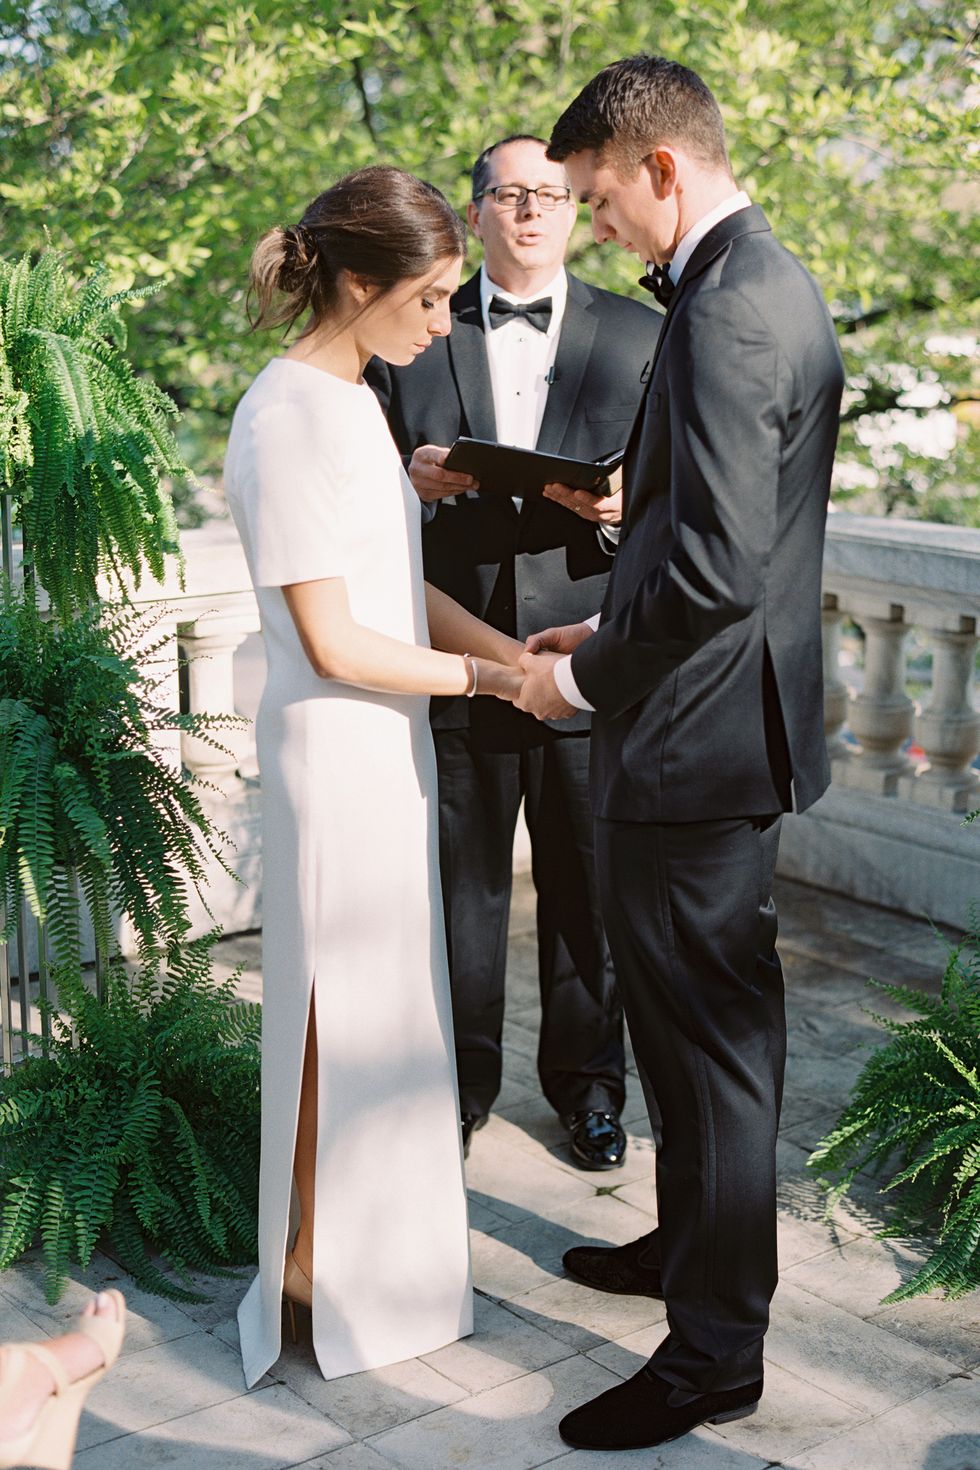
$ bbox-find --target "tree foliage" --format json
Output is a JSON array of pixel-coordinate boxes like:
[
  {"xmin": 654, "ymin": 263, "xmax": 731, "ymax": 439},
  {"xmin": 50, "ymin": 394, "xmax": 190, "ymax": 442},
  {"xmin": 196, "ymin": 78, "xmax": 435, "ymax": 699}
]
[{"xmin": 0, "ymin": 0, "xmax": 977, "ymax": 516}]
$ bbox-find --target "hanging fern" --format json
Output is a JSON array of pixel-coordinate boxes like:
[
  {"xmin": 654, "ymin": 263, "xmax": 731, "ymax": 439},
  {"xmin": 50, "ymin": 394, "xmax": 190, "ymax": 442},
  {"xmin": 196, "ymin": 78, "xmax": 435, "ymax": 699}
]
[
  {"xmin": 809, "ymin": 909, "xmax": 980, "ymax": 1301},
  {"xmin": 0, "ymin": 931, "xmax": 260, "ymax": 1302},
  {"xmin": 0, "ymin": 582, "xmax": 238, "ymax": 962},
  {"xmin": 0, "ymin": 251, "xmax": 189, "ymax": 619}
]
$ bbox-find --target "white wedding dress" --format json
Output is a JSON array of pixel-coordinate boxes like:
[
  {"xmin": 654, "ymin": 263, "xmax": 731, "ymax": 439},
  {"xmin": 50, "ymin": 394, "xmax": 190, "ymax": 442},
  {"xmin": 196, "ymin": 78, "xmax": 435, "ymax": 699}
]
[{"xmin": 224, "ymin": 357, "xmax": 473, "ymax": 1387}]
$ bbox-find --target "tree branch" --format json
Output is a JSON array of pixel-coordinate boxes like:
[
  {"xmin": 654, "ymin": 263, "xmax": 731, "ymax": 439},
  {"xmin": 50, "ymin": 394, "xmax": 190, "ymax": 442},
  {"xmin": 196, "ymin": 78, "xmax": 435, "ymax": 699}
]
[{"xmin": 352, "ymin": 56, "xmax": 379, "ymax": 146}]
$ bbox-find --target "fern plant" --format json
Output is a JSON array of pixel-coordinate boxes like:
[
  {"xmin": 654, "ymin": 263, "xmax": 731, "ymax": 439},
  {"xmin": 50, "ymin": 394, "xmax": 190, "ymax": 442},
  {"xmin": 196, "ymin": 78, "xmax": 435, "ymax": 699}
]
[
  {"xmin": 0, "ymin": 581, "xmax": 236, "ymax": 963},
  {"xmin": 0, "ymin": 931, "xmax": 260, "ymax": 1302},
  {"xmin": 0, "ymin": 250, "xmax": 188, "ymax": 619},
  {"xmin": 809, "ymin": 909, "xmax": 980, "ymax": 1301}
]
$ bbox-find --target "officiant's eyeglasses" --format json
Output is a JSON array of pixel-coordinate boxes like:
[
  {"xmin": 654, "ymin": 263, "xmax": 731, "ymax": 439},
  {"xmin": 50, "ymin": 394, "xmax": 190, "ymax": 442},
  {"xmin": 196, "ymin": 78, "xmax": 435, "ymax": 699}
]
[{"xmin": 474, "ymin": 185, "xmax": 572, "ymax": 210}]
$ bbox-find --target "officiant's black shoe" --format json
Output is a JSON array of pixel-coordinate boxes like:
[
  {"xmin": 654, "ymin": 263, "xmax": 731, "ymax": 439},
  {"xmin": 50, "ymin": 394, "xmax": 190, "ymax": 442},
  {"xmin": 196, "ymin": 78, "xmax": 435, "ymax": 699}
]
[
  {"xmin": 461, "ymin": 1113, "xmax": 487, "ymax": 1159},
  {"xmin": 563, "ymin": 1230, "xmax": 664, "ymax": 1297},
  {"xmin": 563, "ymin": 1109, "xmax": 627, "ymax": 1171},
  {"xmin": 558, "ymin": 1365, "xmax": 763, "ymax": 1450}
]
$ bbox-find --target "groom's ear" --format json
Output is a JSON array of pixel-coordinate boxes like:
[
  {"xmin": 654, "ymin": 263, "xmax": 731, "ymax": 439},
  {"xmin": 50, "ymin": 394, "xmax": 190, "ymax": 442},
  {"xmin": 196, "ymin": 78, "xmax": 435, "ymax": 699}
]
[
  {"xmin": 644, "ymin": 148, "xmax": 678, "ymax": 199},
  {"xmin": 466, "ymin": 200, "xmax": 483, "ymax": 240}
]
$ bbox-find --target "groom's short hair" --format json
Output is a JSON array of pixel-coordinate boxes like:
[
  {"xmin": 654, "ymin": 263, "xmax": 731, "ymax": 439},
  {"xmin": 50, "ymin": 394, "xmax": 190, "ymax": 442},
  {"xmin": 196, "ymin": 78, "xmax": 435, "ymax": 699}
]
[{"xmin": 548, "ymin": 55, "xmax": 731, "ymax": 178}]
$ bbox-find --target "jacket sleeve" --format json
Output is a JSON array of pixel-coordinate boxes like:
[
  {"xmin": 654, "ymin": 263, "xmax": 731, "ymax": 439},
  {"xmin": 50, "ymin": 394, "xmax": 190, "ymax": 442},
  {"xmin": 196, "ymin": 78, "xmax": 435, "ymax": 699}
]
[{"xmin": 570, "ymin": 285, "xmax": 788, "ymax": 719}]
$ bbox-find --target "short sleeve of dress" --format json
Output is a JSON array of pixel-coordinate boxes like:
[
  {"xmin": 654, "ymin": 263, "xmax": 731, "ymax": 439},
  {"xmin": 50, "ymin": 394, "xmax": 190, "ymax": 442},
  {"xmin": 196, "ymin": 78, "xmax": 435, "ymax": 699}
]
[{"xmin": 239, "ymin": 391, "xmax": 351, "ymax": 588}]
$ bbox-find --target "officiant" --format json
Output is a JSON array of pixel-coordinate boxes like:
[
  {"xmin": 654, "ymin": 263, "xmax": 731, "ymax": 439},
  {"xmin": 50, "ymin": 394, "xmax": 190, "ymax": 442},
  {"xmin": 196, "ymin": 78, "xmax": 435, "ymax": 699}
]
[{"xmin": 367, "ymin": 134, "xmax": 657, "ymax": 1168}]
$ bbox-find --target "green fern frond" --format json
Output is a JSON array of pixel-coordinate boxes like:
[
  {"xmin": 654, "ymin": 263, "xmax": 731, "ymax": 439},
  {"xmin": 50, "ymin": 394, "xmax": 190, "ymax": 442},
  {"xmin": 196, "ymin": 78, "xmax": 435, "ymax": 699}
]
[
  {"xmin": 810, "ymin": 913, "xmax": 980, "ymax": 1303},
  {"xmin": 0, "ymin": 935, "xmax": 260, "ymax": 1302},
  {"xmin": 0, "ymin": 251, "xmax": 189, "ymax": 618}
]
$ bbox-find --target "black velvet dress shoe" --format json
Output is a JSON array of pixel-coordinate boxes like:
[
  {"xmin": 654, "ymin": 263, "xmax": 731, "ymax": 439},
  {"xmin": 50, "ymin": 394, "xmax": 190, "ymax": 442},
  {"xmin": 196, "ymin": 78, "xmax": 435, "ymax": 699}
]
[
  {"xmin": 563, "ymin": 1230, "xmax": 664, "ymax": 1296},
  {"xmin": 559, "ymin": 1364, "xmax": 763, "ymax": 1450},
  {"xmin": 563, "ymin": 1109, "xmax": 627, "ymax": 1170},
  {"xmin": 461, "ymin": 1113, "xmax": 487, "ymax": 1159}
]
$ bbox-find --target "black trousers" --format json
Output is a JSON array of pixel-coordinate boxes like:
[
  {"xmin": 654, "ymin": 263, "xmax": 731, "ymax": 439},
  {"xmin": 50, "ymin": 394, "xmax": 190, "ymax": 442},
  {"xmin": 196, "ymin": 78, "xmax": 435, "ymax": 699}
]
[
  {"xmin": 434, "ymin": 727, "xmax": 625, "ymax": 1120},
  {"xmin": 594, "ymin": 813, "xmax": 784, "ymax": 1394}
]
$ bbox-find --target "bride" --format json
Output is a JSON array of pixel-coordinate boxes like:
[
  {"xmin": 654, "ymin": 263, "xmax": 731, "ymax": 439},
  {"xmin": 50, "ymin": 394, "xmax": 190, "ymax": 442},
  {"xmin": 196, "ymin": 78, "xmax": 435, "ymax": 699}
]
[{"xmin": 224, "ymin": 165, "xmax": 524, "ymax": 1386}]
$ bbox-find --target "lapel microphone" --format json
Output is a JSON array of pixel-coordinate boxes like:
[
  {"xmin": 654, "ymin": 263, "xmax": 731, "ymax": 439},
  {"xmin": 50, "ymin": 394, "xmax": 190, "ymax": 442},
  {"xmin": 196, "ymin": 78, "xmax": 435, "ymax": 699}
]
[
  {"xmin": 640, "ymin": 360, "xmax": 652, "ymax": 383},
  {"xmin": 545, "ymin": 365, "xmax": 560, "ymax": 385}
]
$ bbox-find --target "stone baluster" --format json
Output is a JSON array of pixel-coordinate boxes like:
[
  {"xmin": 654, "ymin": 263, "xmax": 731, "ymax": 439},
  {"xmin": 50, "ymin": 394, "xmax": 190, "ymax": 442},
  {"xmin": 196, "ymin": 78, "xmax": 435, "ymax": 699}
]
[
  {"xmin": 901, "ymin": 610, "xmax": 979, "ymax": 812},
  {"xmin": 177, "ymin": 604, "xmax": 255, "ymax": 790},
  {"xmin": 838, "ymin": 600, "xmax": 914, "ymax": 795},
  {"xmin": 142, "ymin": 612, "xmax": 183, "ymax": 774},
  {"xmin": 821, "ymin": 594, "xmax": 850, "ymax": 761}
]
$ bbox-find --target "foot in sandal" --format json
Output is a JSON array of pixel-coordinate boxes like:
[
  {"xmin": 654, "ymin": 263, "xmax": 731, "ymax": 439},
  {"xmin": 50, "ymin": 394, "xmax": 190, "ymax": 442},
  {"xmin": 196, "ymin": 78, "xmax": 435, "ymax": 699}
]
[{"xmin": 0, "ymin": 1289, "xmax": 126, "ymax": 1470}]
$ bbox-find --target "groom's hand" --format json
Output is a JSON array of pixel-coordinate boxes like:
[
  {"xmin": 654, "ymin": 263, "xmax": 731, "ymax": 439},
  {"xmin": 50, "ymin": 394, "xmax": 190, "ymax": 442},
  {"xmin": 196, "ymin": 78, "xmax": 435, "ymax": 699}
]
[
  {"xmin": 516, "ymin": 650, "xmax": 576, "ymax": 721},
  {"xmin": 525, "ymin": 621, "xmax": 594, "ymax": 656},
  {"xmin": 408, "ymin": 444, "xmax": 479, "ymax": 502}
]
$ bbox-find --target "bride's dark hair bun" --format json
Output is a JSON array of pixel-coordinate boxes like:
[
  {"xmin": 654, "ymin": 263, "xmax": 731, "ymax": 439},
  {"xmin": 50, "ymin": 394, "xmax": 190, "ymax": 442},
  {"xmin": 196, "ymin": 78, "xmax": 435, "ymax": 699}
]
[{"xmin": 248, "ymin": 166, "xmax": 466, "ymax": 336}]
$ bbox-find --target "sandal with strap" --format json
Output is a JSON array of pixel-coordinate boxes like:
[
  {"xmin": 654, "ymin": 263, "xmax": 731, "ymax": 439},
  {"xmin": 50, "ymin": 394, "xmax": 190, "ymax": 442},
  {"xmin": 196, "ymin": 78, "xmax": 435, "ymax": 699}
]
[{"xmin": 0, "ymin": 1289, "xmax": 126, "ymax": 1470}]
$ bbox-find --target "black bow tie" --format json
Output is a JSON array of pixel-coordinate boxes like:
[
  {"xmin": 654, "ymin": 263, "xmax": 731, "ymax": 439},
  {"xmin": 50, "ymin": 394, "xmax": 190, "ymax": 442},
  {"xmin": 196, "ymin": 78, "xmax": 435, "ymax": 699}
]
[
  {"xmin": 639, "ymin": 263, "xmax": 674, "ymax": 309},
  {"xmin": 488, "ymin": 295, "xmax": 553, "ymax": 332}
]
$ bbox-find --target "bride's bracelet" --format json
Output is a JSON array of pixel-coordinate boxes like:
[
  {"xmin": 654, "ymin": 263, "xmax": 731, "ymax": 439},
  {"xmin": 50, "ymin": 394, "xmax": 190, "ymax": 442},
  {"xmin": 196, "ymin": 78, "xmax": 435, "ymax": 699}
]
[{"xmin": 462, "ymin": 653, "xmax": 479, "ymax": 698}]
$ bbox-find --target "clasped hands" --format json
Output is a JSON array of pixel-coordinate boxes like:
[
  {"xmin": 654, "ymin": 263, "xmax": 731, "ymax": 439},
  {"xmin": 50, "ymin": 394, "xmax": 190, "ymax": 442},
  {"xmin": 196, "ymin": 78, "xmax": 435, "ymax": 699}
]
[{"xmin": 489, "ymin": 620, "xmax": 595, "ymax": 721}]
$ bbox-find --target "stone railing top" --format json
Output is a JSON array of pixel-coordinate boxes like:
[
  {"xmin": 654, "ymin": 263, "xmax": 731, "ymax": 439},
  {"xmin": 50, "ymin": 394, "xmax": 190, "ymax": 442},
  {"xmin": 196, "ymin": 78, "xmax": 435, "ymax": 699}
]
[
  {"xmin": 109, "ymin": 510, "xmax": 980, "ymax": 619},
  {"xmin": 824, "ymin": 514, "xmax": 980, "ymax": 605},
  {"xmin": 121, "ymin": 514, "xmax": 254, "ymax": 618}
]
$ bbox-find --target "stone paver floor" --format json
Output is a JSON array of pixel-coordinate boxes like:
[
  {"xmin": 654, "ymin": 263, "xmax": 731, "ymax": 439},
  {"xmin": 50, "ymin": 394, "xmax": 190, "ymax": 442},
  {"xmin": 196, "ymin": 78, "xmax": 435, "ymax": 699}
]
[{"xmin": 2, "ymin": 875, "xmax": 979, "ymax": 1469}]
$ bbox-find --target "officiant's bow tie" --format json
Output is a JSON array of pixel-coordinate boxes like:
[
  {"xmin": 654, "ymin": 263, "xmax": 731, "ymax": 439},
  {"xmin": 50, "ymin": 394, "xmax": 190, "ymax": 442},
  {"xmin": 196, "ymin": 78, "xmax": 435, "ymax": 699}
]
[
  {"xmin": 488, "ymin": 295, "xmax": 553, "ymax": 332},
  {"xmin": 639, "ymin": 263, "xmax": 674, "ymax": 309}
]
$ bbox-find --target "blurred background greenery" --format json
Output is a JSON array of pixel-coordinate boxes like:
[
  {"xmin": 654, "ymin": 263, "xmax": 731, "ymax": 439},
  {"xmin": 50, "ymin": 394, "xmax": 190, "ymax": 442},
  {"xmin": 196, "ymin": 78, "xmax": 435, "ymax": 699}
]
[{"xmin": 1, "ymin": 0, "xmax": 977, "ymax": 523}]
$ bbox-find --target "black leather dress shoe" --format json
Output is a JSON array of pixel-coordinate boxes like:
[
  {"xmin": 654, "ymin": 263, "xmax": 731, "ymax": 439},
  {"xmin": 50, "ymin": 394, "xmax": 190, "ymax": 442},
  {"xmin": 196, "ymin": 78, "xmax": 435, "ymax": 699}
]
[
  {"xmin": 559, "ymin": 1364, "xmax": 763, "ymax": 1450},
  {"xmin": 563, "ymin": 1109, "xmax": 627, "ymax": 1170},
  {"xmin": 461, "ymin": 1113, "xmax": 487, "ymax": 1159},
  {"xmin": 563, "ymin": 1230, "xmax": 664, "ymax": 1296}
]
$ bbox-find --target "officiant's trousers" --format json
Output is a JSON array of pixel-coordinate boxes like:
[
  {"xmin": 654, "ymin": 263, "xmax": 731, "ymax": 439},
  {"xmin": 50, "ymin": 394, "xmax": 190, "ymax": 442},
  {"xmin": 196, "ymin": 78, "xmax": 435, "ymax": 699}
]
[
  {"xmin": 434, "ymin": 728, "xmax": 626, "ymax": 1120},
  {"xmin": 595, "ymin": 812, "xmax": 785, "ymax": 1394}
]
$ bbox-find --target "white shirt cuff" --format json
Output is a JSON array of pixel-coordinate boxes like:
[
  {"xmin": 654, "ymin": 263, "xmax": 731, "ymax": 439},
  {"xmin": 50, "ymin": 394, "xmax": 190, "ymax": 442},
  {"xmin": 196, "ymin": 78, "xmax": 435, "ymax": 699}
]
[
  {"xmin": 555, "ymin": 653, "xmax": 594, "ymax": 712},
  {"xmin": 585, "ymin": 612, "xmax": 601, "ymax": 631},
  {"xmin": 597, "ymin": 522, "xmax": 622, "ymax": 549}
]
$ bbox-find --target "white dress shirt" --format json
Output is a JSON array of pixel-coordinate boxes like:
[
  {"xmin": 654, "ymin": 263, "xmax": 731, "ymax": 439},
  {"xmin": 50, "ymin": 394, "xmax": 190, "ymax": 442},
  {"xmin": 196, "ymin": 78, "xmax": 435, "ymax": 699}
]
[
  {"xmin": 479, "ymin": 266, "xmax": 619, "ymax": 550},
  {"xmin": 553, "ymin": 193, "xmax": 753, "ymax": 712},
  {"xmin": 480, "ymin": 264, "xmax": 566, "ymax": 471}
]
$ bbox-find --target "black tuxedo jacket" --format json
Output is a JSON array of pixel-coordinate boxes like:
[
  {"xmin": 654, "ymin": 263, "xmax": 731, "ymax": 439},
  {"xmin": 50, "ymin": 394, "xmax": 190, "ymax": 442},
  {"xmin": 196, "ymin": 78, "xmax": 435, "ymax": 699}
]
[
  {"xmin": 367, "ymin": 271, "xmax": 658, "ymax": 734},
  {"xmin": 571, "ymin": 206, "xmax": 844, "ymax": 820}
]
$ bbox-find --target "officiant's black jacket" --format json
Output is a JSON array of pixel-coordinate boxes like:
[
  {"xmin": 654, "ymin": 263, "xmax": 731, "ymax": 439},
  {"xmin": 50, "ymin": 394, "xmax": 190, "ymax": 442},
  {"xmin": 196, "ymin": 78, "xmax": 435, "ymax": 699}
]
[
  {"xmin": 367, "ymin": 271, "xmax": 659, "ymax": 735},
  {"xmin": 570, "ymin": 206, "xmax": 845, "ymax": 821}
]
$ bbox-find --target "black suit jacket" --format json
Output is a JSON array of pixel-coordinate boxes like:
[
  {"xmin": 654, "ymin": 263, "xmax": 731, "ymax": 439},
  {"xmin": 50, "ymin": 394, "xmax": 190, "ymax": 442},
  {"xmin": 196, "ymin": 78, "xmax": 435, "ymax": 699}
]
[
  {"xmin": 571, "ymin": 206, "xmax": 844, "ymax": 820},
  {"xmin": 367, "ymin": 271, "xmax": 659, "ymax": 735}
]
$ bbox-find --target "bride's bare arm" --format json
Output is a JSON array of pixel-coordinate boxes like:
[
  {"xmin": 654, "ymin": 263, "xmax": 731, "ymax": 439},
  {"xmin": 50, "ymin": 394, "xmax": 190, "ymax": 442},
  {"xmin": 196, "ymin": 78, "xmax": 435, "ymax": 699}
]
[
  {"xmin": 283, "ymin": 577, "xmax": 522, "ymax": 699},
  {"xmin": 424, "ymin": 583, "xmax": 524, "ymax": 665}
]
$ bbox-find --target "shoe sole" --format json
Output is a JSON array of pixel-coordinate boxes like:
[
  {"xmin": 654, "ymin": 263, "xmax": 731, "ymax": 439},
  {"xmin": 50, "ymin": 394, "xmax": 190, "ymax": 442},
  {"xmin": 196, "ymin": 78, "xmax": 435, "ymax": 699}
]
[
  {"xmin": 569, "ymin": 1153, "xmax": 627, "ymax": 1172},
  {"xmin": 563, "ymin": 1263, "xmax": 664, "ymax": 1299},
  {"xmin": 559, "ymin": 1401, "xmax": 759, "ymax": 1450}
]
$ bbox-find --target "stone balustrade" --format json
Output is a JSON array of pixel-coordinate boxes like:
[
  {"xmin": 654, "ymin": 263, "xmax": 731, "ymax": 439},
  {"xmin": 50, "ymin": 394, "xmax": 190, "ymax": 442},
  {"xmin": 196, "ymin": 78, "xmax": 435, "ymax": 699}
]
[
  {"xmin": 162, "ymin": 513, "xmax": 978, "ymax": 931},
  {"xmin": 6, "ymin": 510, "xmax": 979, "ymax": 1000},
  {"xmin": 779, "ymin": 515, "xmax": 979, "ymax": 928}
]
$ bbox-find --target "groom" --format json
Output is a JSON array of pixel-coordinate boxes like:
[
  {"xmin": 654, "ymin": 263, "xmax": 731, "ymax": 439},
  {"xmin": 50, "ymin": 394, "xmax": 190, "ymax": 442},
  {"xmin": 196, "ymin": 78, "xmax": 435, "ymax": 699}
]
[{"xmin": 517, "ymin": 56, "xmax": 844, "ymax": 1450}]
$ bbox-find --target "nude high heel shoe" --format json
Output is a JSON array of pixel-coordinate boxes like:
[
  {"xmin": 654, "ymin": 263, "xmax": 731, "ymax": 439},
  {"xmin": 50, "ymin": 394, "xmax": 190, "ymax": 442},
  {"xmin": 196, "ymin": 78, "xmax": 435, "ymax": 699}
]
[
  {"xmin": 283, "ymin": 1251, "xmax": 313, "ymax": 1343},
  {"xmin": 0, "ymin": 1288, "xmax": 126, "ymax": 1470}
]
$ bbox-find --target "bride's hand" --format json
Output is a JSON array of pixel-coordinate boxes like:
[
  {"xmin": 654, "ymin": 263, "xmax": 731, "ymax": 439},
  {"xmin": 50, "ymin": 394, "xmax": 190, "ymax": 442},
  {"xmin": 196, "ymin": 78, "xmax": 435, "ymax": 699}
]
[{"xmin": 475, "ymin": 659, "xmax": 525, "ymax": 702}]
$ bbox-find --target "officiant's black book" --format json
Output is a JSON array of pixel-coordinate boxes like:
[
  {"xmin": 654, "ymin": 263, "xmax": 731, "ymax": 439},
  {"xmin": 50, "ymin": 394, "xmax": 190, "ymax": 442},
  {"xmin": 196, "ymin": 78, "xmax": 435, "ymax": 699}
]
[{"xmin": 443, "ymin": 438, "xmax": 624, "ymax": 498}]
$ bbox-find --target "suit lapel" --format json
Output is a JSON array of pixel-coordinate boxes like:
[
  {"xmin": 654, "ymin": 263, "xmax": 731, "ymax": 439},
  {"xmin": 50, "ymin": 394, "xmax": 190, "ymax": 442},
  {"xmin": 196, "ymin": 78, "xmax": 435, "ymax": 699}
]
[
  {"xmin": 534, "ymin": 275, "xmax": 597, "ymax": 455},
  {"xmin": 621, "ymin": 205, "xmax": 772, "ymax": 532},
  {"xmin": 446, "ymin": 274, "xmax": 497, "ymax": 443}
]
